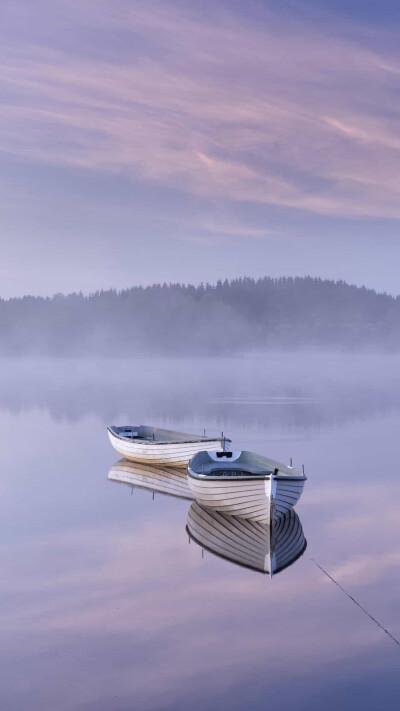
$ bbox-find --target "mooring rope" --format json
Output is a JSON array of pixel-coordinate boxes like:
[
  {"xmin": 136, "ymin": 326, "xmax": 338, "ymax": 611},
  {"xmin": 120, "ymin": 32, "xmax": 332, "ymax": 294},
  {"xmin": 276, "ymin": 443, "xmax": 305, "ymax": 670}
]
[{"xmin": 310, "ymin": 557, "xmax": 400, "ymax": 648}]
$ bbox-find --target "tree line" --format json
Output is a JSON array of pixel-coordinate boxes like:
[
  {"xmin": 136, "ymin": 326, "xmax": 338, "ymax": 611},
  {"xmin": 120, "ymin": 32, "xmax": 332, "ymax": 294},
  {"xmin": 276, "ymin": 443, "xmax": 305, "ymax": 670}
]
[{"xmin": 0, "ymin": 276, "xmax": 399, "ymax": 355}]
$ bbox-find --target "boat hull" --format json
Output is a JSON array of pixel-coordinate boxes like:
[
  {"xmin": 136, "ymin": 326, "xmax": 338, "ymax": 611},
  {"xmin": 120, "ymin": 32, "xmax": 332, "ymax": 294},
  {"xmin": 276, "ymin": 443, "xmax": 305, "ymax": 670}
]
[
  {"xmin": 187, "ymin": 472, "xmax": 305, "ymax": 524},
  {"xmin": 108, "ymin": 430, "xmax": 225, "ymax": 466}
]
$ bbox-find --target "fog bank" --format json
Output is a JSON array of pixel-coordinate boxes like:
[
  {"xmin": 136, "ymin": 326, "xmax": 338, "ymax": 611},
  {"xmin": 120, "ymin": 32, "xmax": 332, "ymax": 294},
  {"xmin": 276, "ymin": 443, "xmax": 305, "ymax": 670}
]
[{"xmin": 1, "ymin": 277, "xmax": 400, "ymax": 356}]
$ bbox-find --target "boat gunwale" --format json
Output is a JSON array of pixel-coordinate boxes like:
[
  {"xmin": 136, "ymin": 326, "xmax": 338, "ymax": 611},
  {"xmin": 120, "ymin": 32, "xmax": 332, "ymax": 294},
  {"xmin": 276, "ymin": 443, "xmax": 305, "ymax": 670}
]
[
  {"xmin": 187, "ymin": 465, "xmax": 307, "ymax": 482},
  {"xmin": 108, "ymin": 426, "xmax": 231, "ymax": 447}
]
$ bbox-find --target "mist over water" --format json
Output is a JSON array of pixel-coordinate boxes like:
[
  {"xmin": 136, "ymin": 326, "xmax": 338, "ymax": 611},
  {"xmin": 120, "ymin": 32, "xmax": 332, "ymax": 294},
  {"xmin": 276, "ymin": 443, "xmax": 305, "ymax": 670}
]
[
  {"xmin": 2, "ymin": 351, "xmax": 400, "ymax": 428},
  {"xmin": 1, "ymin": 351, "xmax": 399, "ymax": 709}
]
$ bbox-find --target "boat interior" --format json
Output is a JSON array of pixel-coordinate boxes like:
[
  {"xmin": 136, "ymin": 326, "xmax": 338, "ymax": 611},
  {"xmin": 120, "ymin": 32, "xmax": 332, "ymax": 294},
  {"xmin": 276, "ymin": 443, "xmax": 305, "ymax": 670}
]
[
  {"xmin": 108, "ymin": 425, "xmax": 229, "ymax": 445},
  {"xmin": 189, "ymin": 450, "xmax": 302, "ymax": 478}
]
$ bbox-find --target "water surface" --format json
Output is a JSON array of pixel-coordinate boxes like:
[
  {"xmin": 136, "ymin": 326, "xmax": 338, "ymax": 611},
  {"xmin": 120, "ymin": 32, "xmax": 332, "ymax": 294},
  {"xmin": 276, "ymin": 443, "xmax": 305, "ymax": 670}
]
[{"xmin": 0, "ymin": 354, "xmax": 399, "ymax": 709}]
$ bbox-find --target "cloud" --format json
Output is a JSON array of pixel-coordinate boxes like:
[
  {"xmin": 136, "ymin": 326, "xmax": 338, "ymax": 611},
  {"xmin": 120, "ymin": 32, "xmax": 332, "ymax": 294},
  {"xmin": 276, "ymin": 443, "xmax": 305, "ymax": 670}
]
[
  {"xmin": 201, "ymin": 219, "xmax": 279, "ymax": 239},
  {"xmin": 2, "ymin": 1, "xmax": 400, "ymax": 219},
  {"xmin": 329, "ymin": 551, "xmax": 400, "ymax": 586}
]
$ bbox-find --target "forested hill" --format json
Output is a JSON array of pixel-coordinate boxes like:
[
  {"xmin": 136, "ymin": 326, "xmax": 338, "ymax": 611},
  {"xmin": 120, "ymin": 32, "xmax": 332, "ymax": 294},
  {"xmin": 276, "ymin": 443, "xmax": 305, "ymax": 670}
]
[{"xmin": 1, "ymin": 276, "xmax": 399, "ymax": 356}]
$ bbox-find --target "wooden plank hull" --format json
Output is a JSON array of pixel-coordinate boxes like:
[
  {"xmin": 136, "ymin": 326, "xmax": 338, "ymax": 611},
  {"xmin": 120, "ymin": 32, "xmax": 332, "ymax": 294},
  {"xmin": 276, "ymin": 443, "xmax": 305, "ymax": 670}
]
[
  {"xmin": 108, "ymin": 459, "xmax": 193, "ymax": 499},
  {"xmin": 187, "ymin": 474, "xmax": 305, "ymax": 524},
  {"xmin": 187, "ymin": 503, "xmax": 306, "ymax": 575},
  {"xmin": 108, "ymin": 430, "xmax": 225, "ymax": 466},
  {"xmin": 274, "ymin": 477, "xmax": 305, "ymax": 517}
]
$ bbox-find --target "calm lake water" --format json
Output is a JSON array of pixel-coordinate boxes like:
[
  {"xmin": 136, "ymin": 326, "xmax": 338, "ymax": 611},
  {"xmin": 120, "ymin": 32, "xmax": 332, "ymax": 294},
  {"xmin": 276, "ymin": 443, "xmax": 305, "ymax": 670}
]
[{"xmin": 1, "ymin": 353, "xmax": 399, "ymax": 710}]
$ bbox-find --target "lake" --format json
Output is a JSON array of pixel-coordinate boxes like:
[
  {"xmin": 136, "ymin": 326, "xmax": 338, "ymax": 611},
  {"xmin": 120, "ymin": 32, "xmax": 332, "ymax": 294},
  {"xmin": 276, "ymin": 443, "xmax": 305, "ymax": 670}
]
[{"xmin": 0, "ymin": 353, "xmax": 399, "ymax": 710}]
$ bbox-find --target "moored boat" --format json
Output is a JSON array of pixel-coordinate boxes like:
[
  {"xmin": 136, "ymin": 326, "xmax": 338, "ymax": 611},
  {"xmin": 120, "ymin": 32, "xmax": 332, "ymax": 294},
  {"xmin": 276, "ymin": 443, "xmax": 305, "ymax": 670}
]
[
  {"xmin": 107, "ymin": 425, "xmax": 230, "ymax": 466},
  {"xmin": 187, "ymin": 450, "xmax": 306, "ymax": 524},
  {"xmin": 187, "ymin": 502, "xmax": 306, "ymax": 576},
  {"xmin": 108, "ymin": 458, "xmax": 193, "ymax": 500}
]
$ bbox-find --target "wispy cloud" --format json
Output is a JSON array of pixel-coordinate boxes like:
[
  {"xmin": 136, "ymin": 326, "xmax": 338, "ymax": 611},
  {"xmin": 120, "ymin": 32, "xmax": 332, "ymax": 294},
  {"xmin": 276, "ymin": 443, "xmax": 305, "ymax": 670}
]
[
  {"xmin": 329, "ymin": 552, "xmax": 400, "ymax": 586},
  {"xmin": 2, "ymin": 1, "xmax": 400, "ymax": 218}
]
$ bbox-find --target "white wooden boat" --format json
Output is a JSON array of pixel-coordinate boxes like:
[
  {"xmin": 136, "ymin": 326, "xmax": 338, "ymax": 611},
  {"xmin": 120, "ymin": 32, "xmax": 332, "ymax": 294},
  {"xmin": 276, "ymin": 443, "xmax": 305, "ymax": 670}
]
[
  {"xmin": 187, "ymin": 503, "xmax": 306, "ymax": 576},
  {"xmin": 187, "ymin": 450, "xmax": 306, "ymax": 524},
  {"xmin": 108, "ymin": 458, "xmax": 192, "ymax": 500},
  {"xmin": 107, "ymin": 425, "xmax": 230, "ymax": 467}
]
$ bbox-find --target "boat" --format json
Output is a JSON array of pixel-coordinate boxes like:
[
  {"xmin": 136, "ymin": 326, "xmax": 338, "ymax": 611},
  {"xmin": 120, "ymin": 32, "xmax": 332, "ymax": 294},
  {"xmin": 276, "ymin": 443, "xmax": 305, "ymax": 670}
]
[
  {"xmin": 187, "ymin": 450, "xmax": 306, "ymax": 524},
  {"xmin": 107, "ymin": 425, "xmax": 230, "ymax": 466},
  {"xmin": 187, "ymin": 502, "xmax": 306, "ymax": 576},
  {"xmin": 108, "ymin": 458, "xmax": 193, "ymax": 500}
]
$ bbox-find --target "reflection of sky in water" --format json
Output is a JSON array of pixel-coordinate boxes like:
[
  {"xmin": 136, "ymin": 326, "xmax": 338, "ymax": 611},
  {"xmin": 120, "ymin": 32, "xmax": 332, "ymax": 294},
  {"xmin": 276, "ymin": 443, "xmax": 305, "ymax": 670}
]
[{"xmin": 0, "ymin": 354, "xmax": 399, "ymax": 710}]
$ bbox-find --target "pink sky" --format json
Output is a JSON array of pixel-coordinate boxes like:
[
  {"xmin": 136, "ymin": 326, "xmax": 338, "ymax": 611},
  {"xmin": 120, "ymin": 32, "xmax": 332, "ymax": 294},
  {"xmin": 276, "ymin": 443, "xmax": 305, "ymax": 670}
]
[{"xmin": 1, "ymin": 0, "xmax": 400, "ymax": 295}]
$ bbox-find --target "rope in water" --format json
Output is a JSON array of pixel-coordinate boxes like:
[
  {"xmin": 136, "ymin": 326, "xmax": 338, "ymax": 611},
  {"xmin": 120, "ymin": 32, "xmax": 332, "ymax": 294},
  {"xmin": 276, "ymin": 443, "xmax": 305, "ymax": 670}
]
[{"xmin": 310, "ymin": 557, "xmax": 400, "ymax": 648}]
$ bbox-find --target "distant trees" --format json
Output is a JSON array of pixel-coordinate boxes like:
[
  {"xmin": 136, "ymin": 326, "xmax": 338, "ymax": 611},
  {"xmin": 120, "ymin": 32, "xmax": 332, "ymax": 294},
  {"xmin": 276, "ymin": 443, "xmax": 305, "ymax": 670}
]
[{"xmin": 0, "ymin": 276, "xmax": 399, "ymax": 356}]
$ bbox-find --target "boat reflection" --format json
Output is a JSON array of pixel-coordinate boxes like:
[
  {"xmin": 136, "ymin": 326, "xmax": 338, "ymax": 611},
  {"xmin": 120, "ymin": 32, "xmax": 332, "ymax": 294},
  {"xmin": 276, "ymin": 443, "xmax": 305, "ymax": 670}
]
[
  {"xmin": 109, "ymin": 460, "xmax": 306, "ymax": 576},
  {"xmin": 187, "ymin": 502, "xmax": 306, "ymax": 576},
  {"xmin": 108, "ymin": 458, "xmax": 193, "ymax": 500}
]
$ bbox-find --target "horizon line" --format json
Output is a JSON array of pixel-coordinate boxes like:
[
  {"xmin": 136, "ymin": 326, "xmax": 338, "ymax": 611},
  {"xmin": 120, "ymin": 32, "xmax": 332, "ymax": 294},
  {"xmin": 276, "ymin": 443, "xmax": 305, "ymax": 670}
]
[{"xmin": 0, "ymin": 274, "xmax": 396, "ymax": 302}]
